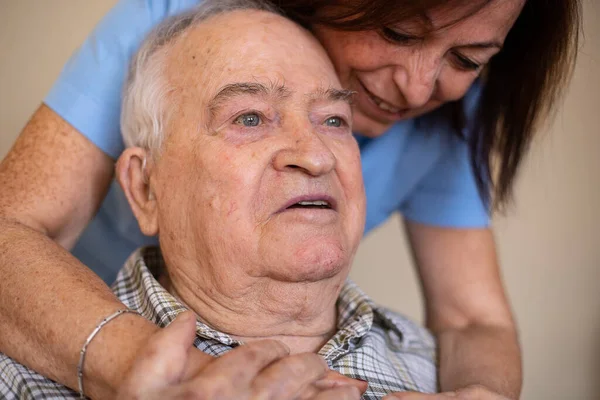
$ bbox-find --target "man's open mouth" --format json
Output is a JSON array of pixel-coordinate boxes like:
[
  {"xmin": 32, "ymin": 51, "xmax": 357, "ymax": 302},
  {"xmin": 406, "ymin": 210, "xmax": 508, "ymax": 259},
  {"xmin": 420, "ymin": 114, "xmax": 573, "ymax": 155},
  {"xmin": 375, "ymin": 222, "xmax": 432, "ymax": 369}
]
[
  {"xmin": 287, "ymin": 200, "xmax": 332, "ymax": 210},
  {"xmin": 278, "ymin": 196, "xmax": 337, "ymax": 213}
]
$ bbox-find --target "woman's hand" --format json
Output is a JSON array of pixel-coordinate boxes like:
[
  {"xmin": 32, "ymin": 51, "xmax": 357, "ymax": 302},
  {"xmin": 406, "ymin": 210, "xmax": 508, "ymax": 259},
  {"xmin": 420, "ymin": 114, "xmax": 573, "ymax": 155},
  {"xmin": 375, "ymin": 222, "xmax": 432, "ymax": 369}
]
[
  {"xmin": 117, "ymin": 312, "xmax": 366, "ymax": 400},
  {"xmin": 384, "ymin": 385, "xmax": 513, "ymax": 400}
]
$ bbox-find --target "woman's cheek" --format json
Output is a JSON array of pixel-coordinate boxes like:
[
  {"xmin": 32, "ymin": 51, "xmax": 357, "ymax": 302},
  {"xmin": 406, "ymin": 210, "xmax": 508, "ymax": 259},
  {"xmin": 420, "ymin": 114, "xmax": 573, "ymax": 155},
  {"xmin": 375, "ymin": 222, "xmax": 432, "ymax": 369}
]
[{"xmin": 438, "ymin": 69, "xmax": 480, "ymax": 102}]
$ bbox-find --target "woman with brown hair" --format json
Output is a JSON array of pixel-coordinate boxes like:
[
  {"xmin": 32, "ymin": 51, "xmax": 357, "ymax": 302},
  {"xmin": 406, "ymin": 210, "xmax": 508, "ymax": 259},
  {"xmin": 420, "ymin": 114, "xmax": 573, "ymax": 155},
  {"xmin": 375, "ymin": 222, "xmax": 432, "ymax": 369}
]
[{"xmin": 0, "ymin": 0, "xmax": 580, "ymax": 398}]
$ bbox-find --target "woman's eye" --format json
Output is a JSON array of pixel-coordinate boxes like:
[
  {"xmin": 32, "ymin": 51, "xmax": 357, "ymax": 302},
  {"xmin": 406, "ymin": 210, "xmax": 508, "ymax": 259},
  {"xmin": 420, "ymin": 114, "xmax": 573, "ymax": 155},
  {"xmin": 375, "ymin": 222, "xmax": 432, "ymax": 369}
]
[
  {"xmin": 381, "ymin": 27, "xmax": 420, "ymax": 45},
  {"xmin": 452, "ymin": 52, "xmax": 482, "ymax": 71},
  {"xmin": 324, "ymin": 116, "xmax": 344, "ymax": 127},
  {"xmin": 234, "ymin": 113, "xmax": 261, "ymax": 127}
]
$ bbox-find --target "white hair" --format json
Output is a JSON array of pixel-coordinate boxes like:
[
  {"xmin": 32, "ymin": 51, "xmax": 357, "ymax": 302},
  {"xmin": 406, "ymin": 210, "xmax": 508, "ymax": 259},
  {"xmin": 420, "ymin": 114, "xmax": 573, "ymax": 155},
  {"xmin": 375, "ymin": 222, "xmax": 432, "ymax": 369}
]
[{"xmin": 120, "ymin": 0, "xmax": 281, "ymax": 153}]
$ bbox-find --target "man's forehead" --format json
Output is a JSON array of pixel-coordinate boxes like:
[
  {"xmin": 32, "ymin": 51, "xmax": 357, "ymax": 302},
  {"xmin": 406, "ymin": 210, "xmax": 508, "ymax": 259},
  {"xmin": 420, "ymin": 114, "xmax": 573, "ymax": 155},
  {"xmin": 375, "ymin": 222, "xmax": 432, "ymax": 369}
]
[
  {"xmin": 174, "ymin": 10, "xmax": 294, "ymax": 56},
  {"xmin": 161, "ymin": 10, "xmax": 341, "ymax": 107},
  {"xmin": 170, "ymin": 11, "xmax": 328, "ymax": 69}
]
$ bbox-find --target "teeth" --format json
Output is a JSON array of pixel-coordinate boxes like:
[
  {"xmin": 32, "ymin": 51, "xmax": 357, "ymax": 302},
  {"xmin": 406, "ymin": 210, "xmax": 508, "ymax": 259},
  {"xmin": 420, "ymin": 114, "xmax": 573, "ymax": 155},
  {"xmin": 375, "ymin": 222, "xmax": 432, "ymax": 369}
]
[
  {"xmin": 377, "ymin": 101, "xmax": 400, "ymax": 113},
  {"xmin": 298, "ymin": 200, "xmax": 329, "ymax": 206},
  {"xmin": 367, "ymin": 91, "xmax": 400, "ymax": 113}
]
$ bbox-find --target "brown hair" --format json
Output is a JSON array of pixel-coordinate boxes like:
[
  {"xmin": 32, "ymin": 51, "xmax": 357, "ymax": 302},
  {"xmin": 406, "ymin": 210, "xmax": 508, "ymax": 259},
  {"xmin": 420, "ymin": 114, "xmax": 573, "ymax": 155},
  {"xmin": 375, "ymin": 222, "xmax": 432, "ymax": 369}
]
[{"xmin": 274, "ymin": 0, "xmax": 582, "ymax": 209}]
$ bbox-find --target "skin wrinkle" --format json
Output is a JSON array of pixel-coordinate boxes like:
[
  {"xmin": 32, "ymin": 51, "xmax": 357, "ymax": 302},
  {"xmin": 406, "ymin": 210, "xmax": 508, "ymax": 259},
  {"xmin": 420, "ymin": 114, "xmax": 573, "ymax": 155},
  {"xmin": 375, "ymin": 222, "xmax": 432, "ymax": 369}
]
[
  {"xmin": 208, "ymin": 81, "xmax": 293, "ymax": 116},
  {"xmin": 118, "ymin": 10, "xmax": 365, "ymax": 354}
]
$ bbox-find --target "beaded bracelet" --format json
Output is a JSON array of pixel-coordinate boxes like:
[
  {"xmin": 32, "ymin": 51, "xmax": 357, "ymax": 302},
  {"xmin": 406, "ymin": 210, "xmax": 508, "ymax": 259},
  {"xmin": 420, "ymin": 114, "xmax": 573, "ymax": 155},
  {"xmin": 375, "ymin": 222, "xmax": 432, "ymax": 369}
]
[{"xmin": 77, "ymin": 309, "xmax": 142, "ymax": 399}]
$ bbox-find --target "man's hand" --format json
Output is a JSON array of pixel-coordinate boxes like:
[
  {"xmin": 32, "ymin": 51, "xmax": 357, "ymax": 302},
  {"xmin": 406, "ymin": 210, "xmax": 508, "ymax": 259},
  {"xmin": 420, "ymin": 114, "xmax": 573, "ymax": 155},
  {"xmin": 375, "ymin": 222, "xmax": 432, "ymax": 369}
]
[
  {"xmin": 117, "ymin": 312, "xmax": 367, "ymax": 399},
  {"xmin": 383, "ymin": 385, "xmax": 513, "ymax": 400}
]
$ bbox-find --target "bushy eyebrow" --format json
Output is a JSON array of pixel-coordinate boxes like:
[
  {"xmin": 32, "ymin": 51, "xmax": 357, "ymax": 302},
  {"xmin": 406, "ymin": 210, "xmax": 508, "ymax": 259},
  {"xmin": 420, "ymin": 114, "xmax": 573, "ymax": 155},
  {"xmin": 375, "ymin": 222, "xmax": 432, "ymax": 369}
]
[
  {"xmin": 306, "ymin": 87, "xmax": 355, "ymax": 107},
  {"xmin": 208, "ymin": 81, "xmax": 292, "ymax": 116}
]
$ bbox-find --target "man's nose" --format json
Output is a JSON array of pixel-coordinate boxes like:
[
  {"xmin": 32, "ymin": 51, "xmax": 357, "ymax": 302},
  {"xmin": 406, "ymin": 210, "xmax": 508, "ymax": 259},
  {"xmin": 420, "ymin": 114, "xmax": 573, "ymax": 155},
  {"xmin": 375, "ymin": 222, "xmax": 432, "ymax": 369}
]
[
  {"xmin": 392, "ymin": 55, "xmax": 439, "ymax": 109},
  {"xmin": 272, "ymin": 130, "xmax": 336, "ymax": 177}
]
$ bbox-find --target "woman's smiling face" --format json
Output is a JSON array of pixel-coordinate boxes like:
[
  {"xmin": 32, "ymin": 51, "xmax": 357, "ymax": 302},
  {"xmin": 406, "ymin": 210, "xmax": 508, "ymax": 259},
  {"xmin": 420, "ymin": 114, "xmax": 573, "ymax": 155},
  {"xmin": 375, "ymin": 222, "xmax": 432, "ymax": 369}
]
[{"xmin": 311, "ymin": 0, "xmax": 525, "ymax": 137}]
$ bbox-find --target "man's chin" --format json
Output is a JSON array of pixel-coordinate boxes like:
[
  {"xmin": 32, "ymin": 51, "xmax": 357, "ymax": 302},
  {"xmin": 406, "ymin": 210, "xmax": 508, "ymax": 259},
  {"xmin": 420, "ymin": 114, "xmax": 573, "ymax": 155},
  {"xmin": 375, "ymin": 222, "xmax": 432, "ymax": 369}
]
[{"xmin": 265, "ymin": 239, "xmax": 350, "ymax": 283}]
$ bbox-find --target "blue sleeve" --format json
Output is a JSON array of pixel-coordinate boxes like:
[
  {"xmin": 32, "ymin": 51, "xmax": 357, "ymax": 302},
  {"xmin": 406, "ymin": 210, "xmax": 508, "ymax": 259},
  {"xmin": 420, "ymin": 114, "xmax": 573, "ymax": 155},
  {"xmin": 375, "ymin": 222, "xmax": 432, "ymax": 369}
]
[
  {"xmin": 44, "ymin": 0, "xmax": 199, "ymax": 159},
  {"xmin": 399, "ymin": 84, "xmax": 490, "ymax": 228}
]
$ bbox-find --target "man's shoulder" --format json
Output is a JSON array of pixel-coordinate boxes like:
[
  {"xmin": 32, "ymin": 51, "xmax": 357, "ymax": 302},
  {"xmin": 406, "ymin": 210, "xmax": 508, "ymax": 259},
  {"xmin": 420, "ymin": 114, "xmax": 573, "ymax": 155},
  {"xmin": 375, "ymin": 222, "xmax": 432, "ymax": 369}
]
[{"xmin": 0, "ymin": 353, "xmax": 78, "ymax": 399}]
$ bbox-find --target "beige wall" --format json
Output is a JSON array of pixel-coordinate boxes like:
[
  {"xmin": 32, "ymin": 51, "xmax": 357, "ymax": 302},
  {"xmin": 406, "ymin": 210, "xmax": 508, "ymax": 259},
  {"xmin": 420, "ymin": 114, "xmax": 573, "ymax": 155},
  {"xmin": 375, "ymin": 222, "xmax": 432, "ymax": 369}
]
[{"xmin": 1, "ymin": 1, "xmax": 599, "ymax": 399}]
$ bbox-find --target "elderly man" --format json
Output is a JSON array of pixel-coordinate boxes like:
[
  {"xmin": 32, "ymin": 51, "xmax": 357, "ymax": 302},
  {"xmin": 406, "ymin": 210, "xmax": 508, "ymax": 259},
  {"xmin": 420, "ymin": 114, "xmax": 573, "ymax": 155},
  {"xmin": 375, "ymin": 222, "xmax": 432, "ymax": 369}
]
[{"xmin": 0, "ymin": 1, "xmax": 437, "ymax": 399}]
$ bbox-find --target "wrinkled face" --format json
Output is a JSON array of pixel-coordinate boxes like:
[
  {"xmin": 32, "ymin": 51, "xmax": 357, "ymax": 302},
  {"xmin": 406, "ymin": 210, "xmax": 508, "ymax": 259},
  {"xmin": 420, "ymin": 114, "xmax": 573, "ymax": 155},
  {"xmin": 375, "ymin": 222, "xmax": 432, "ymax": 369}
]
[
  {"xmin": 312, "ymin": 0, "xmax": 525, "ymax": 137},
  {"xmin": 149, "ymin": 11, "xmax": 365, "ymax": 285}
]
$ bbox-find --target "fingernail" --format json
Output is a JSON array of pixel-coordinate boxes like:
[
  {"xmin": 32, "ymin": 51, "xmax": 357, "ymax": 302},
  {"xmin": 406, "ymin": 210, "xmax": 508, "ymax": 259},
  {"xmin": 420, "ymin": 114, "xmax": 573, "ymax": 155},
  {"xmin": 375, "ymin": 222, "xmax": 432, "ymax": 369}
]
[
  {"xmin": 314, "ymin": 378, "xmax": 368, "ymax": 392},
  {"xmin": 348, "ymin": 385, "xmax": 361, "ymax": 397},
  {"xmin": 178, "ymin": 312, "xmax": 189, "ymax": 322},
  {"xmin": 177, "ymin": 311, "xmax": 194, "ymax": 320},
  {"xmin": 356, "ymin": 379, "xmax": 369, "ymax": 392},
  {"xmin": 314, "ymin": 379, "xmax": 338, "ymax": 390}
]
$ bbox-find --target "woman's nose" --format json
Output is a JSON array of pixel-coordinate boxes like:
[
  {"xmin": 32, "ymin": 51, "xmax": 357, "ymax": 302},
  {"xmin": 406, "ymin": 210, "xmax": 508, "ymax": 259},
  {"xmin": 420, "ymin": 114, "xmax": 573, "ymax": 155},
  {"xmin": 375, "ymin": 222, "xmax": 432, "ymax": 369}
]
[
  {"xmin": 392, "ymin": 56, "xmax": 439, "ymax": 109},
  {"xmin": 272, "ymin": 131, "xmax": 336, "ymax": 177}
]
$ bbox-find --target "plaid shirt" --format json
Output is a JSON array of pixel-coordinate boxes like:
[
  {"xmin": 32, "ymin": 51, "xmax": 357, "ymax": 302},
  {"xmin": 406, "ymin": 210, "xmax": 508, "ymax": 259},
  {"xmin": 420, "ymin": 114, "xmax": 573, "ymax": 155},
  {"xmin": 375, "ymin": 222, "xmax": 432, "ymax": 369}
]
[{"xmin": 0, "ymin": 247, "xmax": 437, "ymax": 399}]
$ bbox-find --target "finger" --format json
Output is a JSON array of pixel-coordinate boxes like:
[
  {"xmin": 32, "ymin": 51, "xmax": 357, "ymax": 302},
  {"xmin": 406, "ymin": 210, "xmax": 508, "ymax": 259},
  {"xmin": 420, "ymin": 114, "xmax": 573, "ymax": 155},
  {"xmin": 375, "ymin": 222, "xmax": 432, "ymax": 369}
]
[
  {"xmin": 384, "ymin": 392, "xmax": 452, "ymax": 400},
  {"xmin": 314, "ymin": 370, "xmax": 368, "ymax": 394},
  {"xmin": 312, "ymin": 385, "xmax": 362, "ymax": 400},
  {"xmin": 122, "ymin": 311, "xmax": 200, "ymax": 390},
  {"xmin": 296, "ymin": 371, "xmax": 368, "ymax": 400},
  {"xmin": 180, "ymin": 347, "xmax": 215, "ymax": 380},
  {"xmin": 192, "ymin": 339, "xmax": 290, "ymax": 390},
  {"xmin": 251, "ymin": 352, "xmax": 328, "ymax": 399},
  {"xmin": 453, "ymin": 385, "xmax": 508, "ymax": 399}
]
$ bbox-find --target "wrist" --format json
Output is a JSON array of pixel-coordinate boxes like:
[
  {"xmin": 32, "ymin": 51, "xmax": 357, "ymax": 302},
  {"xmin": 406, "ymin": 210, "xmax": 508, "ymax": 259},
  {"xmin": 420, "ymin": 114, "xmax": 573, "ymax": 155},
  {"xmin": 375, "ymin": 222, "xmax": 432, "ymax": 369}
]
[{"xmin": 81, "ymin": 312, "xmax": 160, "ymax": 399}]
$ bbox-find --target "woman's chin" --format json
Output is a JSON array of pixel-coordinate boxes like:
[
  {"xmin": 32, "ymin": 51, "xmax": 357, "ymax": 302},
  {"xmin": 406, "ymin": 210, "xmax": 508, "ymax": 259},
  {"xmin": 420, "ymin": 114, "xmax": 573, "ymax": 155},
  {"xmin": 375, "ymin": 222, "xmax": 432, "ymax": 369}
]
[{"xmin": 352, "ymin": 112, "xmax": 395, "ymax": 138}]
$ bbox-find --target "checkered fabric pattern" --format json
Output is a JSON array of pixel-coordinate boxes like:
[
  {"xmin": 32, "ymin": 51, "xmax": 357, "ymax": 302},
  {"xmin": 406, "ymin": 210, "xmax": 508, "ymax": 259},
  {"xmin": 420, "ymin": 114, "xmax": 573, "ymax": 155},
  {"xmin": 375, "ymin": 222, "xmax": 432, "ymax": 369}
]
[{"xmin": 0, "ymin": 246, "xmax": 438, "ymax": 399}]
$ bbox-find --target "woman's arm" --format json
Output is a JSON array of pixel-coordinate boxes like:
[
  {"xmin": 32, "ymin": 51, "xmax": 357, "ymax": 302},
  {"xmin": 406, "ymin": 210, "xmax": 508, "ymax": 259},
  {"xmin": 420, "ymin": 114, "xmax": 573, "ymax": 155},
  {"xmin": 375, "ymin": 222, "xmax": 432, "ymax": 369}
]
[
  {"xmin": 404, "ymin": 222, "xmax": 522, "ymax": 399},
  {"xmin": 0, "ymin": 105, "xmax": 169, "ymax": 399}
]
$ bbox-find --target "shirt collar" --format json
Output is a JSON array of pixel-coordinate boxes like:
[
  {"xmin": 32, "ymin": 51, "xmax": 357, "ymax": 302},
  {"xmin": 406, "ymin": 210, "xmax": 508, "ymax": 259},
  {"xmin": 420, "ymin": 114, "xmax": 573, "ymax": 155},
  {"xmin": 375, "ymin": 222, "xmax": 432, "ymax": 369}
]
[{"xmin": 116, "ymin": 246, "xmax": 381, "ymax": 355}]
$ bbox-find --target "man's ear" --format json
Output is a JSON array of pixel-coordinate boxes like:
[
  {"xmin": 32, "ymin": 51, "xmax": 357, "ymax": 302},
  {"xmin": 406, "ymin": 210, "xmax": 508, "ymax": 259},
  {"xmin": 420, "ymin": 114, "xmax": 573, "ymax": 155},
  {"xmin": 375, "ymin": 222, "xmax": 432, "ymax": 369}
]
[{"xmin": 116, "ymin": 148, "xmax": 159, "ymax": 236}]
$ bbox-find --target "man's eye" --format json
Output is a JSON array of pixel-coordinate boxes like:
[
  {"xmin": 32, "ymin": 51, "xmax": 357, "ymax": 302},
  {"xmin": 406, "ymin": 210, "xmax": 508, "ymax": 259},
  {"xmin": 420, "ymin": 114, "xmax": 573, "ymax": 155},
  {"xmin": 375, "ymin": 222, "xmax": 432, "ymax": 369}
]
[
  {"xmin": 234, "ymin": 113, "xmax": 261, "ymax": 127},
  {"xmin": 324, "ymin": 116, "xmax": 344, "ymax": 127}
]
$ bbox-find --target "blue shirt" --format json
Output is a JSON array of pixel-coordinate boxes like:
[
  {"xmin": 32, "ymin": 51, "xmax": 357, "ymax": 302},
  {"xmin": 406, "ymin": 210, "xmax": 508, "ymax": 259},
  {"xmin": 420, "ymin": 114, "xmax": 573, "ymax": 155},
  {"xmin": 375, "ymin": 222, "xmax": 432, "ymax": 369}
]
[{"xmin": 45, "ymin": 0, "xmax": 489, "ymax": 283}]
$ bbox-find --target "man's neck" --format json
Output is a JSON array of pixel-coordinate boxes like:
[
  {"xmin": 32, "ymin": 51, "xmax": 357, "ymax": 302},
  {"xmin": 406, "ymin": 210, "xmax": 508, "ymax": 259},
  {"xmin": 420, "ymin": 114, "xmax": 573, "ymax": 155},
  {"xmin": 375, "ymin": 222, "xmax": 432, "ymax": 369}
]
[{"xmin": 160, "ymin": 271, "xmax": 345, "ymax": 354}]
